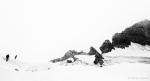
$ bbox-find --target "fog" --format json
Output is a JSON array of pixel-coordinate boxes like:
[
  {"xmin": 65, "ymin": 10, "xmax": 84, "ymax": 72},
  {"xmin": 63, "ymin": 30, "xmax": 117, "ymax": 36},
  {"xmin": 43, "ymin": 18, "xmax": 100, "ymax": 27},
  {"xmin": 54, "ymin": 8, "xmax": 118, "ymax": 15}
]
[{"xmin": 0, "ymin": 0, "xmax": 150, "ymax": 62}]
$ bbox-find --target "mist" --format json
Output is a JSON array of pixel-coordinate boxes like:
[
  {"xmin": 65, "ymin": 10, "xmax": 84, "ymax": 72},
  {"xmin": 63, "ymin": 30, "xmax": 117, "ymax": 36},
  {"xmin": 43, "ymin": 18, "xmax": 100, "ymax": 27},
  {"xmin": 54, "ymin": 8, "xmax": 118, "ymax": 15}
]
[{"xmin": 0, "ymin": 0, "xmax": 150, "ymax": 62}]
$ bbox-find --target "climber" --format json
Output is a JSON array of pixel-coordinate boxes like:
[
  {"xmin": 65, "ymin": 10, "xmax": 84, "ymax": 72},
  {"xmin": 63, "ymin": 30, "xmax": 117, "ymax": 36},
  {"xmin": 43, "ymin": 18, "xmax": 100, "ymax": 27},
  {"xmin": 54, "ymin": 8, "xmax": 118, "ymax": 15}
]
[{"xmin": 6, "ymin": 54, "xmax": 9, "ymax": 62}]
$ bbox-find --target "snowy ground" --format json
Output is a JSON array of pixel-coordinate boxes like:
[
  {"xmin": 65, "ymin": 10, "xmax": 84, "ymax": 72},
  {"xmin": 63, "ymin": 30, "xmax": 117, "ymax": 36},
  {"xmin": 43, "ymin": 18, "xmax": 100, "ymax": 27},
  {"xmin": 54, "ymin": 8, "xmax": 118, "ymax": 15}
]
[
  {"xmin": 1, "ymin": 0, "xmax": 150, "ymax": 81},
  {"xmin": 0, "ymin": 62, "xmax": 150, "ymax": 81},
  {"xmin": 0, "ymin": 43, "xmax": 150, "ymax": 81}
]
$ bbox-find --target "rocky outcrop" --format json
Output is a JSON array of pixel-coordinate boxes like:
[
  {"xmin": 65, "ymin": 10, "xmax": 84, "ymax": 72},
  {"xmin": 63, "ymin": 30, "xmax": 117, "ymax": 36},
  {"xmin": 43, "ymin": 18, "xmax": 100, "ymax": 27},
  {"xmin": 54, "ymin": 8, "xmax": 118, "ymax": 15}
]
[
  {"xmin": 100, "ymin": 40, "xmax": 115, "ymax": 54},
  {"xmin": 88, "ymin": 47, "xmax": 104, "ymax": 66},
  {"xmin": 112, "ymin": 33, "xmax": 131, "ymax": 49},
  {"xmin": 99, "ymin": 19, "xmax": 150, "ymax": 54},
  {"xmin": 112, "ymin": 19, "xmax": 150, "ymax": 48},
  {"xmin": 50, "ymin": 50, "xmax": 88, "ymax": 63}
]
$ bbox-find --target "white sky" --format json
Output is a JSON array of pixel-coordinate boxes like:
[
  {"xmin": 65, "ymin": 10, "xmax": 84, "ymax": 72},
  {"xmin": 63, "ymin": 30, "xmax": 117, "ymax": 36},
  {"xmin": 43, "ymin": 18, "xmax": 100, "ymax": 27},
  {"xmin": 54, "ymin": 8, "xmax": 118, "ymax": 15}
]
[{"xmin": 0, "ymin": 0, "xmax": 150, "ymax": 62}]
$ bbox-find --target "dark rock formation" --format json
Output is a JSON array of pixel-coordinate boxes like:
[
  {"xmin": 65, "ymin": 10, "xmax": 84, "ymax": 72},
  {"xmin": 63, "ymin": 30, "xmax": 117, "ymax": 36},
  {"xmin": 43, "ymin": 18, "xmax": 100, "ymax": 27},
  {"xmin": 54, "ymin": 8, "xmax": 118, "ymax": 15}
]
[
  {"xmin": 6, "ymin": 54, "xmax": 9, "ymax": 62},
  {"xmin": 50, "ymin": 50, "xmax": 88, "ymax": 63},
  {"xmin": 15, "ymin": 55, "xmax": 17, "ymax": 59},
  {"xmin": 100, "ymin": 40, "xmax": 115, "ymax": 54},
  {"xmin": 112, "ymin": 33, "xmax": 131, "ymax": 49},
  {"xmin": 14, "ymin": 68, "xmax": 19, "ymax": 71},
  {"xmin": 88, "ymin": 47, "xmax": 99, "ymax": 55},
  {"xmin": 67, "ymin": 60, "xmax": 73, "ymax": 63},
  {"xmin": 98, "ymin": 19, "xmax": 150, "ymax": 54},
  {"xmin": 111, "ymin": 19, "xmax": 150, "ymax": 49},
  {"xmin": 88, "ymin": 47, "xmax": 104, "ymax": 66}
]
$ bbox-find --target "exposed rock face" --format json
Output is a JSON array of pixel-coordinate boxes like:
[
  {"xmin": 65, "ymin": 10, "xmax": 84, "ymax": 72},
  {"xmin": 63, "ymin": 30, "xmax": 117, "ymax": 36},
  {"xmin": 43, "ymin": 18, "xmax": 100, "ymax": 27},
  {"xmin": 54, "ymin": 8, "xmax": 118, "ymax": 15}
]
[
  {"xmin": 126, "ymin": 20, "xmax": 150, "ymax": 45},
  {"xmin": 88, "ymin": 47, "xmax": 104, "ymax": 66},
  {"xmin": 6, "ymin": 54, "xmax": 9, "ymax": 62},
  {"xmin": 15, "ymin": 55, "xmax": 17, "ymax": 59},
  {"xmin": 100, "ymin": 40, "xmax": 115, "ymax": 54},
  {"xmin": 136, "ymin": 20, "xmax": 150, "ymax": 38},
  {"xmin": 88, "ymin": 47, "xmax": 99, "ymax": 55},
  {"xmin": 67, "ymin": 60, "xmax": 73, "ymax": 63},
  {"xmin": 50, "ymin": 50, "xmax": 79, "ymax": 63},
  {"xmin": 112, "ymin": 19, "xmax": 150, "ymax": 49},
  {"xmin": 98, "ymin": 20, "xmax": 150, "ymax": 54},
  {"xmin": 112, "ymin": 33, "xmax": 131, "ymax": 49},
  {"xmin": 50, "ymin": 50, "xmax": 88, "ymax": 63}
]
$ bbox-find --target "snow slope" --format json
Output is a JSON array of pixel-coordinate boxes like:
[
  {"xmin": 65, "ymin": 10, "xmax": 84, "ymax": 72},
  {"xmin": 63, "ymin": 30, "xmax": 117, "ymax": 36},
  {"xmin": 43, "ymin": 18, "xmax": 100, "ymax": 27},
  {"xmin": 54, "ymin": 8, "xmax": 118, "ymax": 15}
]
[
  {"xmin": 0, "ymin": 62, "xmax": 150, "ymax": 81},
  {"xmin": 0, "ymin": 43, "xmax": 150, "ymax": 81}
]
